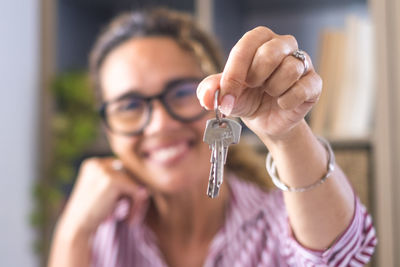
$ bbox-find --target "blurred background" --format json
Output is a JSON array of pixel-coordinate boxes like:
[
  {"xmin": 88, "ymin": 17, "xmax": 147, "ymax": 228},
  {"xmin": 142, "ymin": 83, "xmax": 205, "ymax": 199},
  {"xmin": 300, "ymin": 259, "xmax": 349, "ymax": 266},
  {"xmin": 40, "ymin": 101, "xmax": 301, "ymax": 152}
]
[{"xmin": 0, "ymin": 0, "xmax": 399, "ymax": 266}]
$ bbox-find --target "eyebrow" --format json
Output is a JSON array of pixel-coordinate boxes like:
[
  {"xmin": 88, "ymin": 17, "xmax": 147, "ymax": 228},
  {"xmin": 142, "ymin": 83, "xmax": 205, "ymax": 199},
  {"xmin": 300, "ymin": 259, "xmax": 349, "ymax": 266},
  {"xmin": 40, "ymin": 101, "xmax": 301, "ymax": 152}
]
[
  {"xmin": 113, "ymin": 90, "xmax": 145, "ymax": 102},
  {"xmin": 107, "ymin": 77, "xmax": 202, "ymax": 103}
]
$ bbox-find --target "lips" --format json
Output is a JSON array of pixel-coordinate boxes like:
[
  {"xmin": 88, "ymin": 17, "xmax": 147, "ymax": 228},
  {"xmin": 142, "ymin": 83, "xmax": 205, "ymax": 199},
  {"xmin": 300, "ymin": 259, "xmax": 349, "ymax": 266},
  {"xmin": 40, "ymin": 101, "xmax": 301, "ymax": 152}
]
[{"xmin": 142, "ymin": 140, "xmax": 193, "ymax": 166}]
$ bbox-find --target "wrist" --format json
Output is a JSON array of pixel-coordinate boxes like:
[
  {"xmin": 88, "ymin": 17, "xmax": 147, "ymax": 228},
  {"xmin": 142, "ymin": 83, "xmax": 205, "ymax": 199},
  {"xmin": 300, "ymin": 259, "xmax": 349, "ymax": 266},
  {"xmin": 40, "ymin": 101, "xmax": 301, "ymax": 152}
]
[
  {"xmin": 260, "ymin": 119, "xmax": 310, "ymax": 151},
  {"xmin": 54, "ymin": 215, "xmax": 94, "ymax": 245},
  {"xmin": 49, "ymin": 215, "xmax": 93, "ymax": 267},
  {"xmin": 259, "ymin": 119, "xmax": 331, "ymax": 189},
  {"xmin": 266, "ymin": 136, "xmax": 335, "ymax": 192}
]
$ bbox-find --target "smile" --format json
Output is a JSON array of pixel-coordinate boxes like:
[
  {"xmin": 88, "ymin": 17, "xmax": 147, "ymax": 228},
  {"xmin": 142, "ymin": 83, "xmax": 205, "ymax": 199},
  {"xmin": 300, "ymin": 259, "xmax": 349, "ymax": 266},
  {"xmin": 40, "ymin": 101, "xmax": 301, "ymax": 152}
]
[{"xmin": 144, "ymin": 141, "xmax": 191, "ymax": 166}]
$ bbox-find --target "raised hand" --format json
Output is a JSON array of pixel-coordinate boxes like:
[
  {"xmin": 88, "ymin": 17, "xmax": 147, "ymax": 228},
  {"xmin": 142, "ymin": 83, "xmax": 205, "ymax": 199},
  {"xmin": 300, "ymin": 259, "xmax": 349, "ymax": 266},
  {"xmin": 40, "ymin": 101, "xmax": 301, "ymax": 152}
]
[{"xmin": 197, "ymin": 26, "xmax": 322, "ymax": 141}]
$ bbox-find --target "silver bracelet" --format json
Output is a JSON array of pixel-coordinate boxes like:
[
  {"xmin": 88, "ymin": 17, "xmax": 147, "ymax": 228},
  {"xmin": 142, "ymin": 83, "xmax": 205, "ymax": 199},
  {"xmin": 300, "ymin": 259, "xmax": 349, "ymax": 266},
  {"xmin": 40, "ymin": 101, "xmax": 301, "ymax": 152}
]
[{"xmin": 266, "ymin": 136, "xmax": 335, "ymax": 192}]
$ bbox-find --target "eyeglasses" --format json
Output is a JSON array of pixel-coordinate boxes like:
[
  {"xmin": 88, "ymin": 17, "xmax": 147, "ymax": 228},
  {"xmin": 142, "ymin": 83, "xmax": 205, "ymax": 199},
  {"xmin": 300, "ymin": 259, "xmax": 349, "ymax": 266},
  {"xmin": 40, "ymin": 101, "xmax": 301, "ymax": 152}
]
[{"xmin": 99, "ymin": 77, "xmax": 208, "ymax": 136}]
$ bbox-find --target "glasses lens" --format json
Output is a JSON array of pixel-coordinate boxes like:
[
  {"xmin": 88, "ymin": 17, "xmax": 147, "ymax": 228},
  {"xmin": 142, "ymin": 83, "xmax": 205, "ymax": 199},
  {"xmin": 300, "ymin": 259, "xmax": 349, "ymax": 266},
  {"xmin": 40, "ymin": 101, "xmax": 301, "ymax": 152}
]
[
  {"xmin": 165, "ymin": 80, "xmax": 205, "ymax": 120},
  {"xmin": 106, "ymin": 97, "xmax": 149, "ymax": 134}
]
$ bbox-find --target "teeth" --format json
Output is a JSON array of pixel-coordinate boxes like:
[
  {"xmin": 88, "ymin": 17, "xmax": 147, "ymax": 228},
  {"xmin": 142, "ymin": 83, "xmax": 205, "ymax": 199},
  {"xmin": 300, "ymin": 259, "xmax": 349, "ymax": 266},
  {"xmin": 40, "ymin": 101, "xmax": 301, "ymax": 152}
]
[{"xmin": 149, "ymin": 143, "xmax": 187, "ymax": 162}]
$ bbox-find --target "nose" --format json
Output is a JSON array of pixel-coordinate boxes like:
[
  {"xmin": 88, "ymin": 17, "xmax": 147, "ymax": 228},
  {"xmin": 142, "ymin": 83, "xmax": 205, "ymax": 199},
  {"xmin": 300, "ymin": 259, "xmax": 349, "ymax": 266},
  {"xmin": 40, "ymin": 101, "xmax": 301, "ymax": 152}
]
[{"xmin": 144, "ymin": 99, "xmax": 182, "ymax": 135}]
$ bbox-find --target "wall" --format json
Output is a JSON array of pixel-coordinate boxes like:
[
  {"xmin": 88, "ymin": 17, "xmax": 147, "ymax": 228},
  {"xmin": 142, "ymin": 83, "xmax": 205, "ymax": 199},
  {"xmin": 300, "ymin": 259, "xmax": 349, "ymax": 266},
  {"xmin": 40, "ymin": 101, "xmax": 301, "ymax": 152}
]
[
  {"xmin": 214, "ymin": 1, "xmax": 368, "ymax": 63},
  {"xmin": 0, "ymin": 0, "xmax": 39, "ymax": 266},
  {"xmin": 56, "ymin": 0, "xmax": 195, "ymax": 71},
  {"xmin": 242, "ymin": 3, "xmax": 368, "ymax": 62}
]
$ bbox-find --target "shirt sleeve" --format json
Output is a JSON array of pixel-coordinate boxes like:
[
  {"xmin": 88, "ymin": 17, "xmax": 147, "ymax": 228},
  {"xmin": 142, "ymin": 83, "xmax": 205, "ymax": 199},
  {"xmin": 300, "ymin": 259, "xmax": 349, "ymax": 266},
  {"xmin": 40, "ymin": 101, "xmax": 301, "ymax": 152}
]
[
  {"xmin": 90, "ymin": 217, "xmax": 120, "ymax": 267},
  {"xmin": 280, "ymin": 195, "xmax": 377, "ymax": 267}
]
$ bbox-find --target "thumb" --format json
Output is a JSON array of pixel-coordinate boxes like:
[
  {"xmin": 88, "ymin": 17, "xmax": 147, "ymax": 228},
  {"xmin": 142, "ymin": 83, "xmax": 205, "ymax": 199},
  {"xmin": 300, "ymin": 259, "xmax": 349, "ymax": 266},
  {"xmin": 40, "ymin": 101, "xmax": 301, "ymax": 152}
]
[{"xmin": 197, "ymin": 73, "xmax": 222, "ymax": 110}]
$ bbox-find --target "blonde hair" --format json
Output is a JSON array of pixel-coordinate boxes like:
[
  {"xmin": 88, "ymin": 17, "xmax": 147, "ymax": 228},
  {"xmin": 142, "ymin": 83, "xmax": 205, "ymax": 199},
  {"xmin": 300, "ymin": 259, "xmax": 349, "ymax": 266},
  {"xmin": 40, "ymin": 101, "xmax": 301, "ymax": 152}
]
[{"xmin": 89, "ymin": 7, "xmax": 272, "ymax": 191}]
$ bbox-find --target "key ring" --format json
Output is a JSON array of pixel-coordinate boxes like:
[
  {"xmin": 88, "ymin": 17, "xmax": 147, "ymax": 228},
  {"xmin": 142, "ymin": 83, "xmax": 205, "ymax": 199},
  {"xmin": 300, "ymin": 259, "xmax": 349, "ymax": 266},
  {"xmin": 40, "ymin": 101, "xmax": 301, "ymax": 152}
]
[{"xmin": 214, "ymin": 90, "xmax": 223, "ymax": 124}]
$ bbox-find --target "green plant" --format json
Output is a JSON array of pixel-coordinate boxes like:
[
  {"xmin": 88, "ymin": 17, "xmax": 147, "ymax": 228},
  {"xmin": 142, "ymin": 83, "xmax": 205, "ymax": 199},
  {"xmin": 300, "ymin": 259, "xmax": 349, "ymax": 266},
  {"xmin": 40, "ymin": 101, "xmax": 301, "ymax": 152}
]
[{"xmin": 31, "ymin": 71, "xmax": 99, "ymax": 265}]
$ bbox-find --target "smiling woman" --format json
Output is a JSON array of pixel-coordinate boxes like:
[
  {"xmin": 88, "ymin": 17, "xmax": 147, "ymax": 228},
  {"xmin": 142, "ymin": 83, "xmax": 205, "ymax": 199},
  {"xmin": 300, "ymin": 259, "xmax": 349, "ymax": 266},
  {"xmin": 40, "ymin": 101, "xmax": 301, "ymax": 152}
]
[{"xmin": 48, "ymin": 7, "xmax": 376, "ymax": 267}]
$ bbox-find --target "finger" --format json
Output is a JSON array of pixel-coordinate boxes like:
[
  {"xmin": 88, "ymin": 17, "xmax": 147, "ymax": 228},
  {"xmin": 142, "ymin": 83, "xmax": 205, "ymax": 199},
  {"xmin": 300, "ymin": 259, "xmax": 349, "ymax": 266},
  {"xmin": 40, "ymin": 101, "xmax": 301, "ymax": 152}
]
[
  {"xmin": 105, "ymin": 158, "xmax": 149, "ymax": 223},
  {"xmin": 226, "ymin": 85, "xmax": 265, "ymax": 117},
  {"xmin": 113, "ymin": 197, "xmax": 132, "ymax": 221},
  {"xmin": 277, "ymin": 72, "xmax": 322, "ymax": 110},
  {"xmin": 113, "ymin": 186, "xmax": 149, "ymax": 223},
  {"xmin": 246, "ymin": 35, "xmax": 298, "ymax": 88},
  {"xmin": 197, "ymin": 73, "xmax": 222, "ymax": 110},
  {"xmin": 263, "ymin": 52, "xmax": 311, "ymax": 97},
  {"xmin": 220, "ymin": 27, "xmax": 275, "ymax": 96},
  {"xmin": 127, "ymin": 187, "xmax": 149, "ymax": 225},
  {"xmin": 105, "ymin": 158, "xmax": 147, "ymax": 195}
]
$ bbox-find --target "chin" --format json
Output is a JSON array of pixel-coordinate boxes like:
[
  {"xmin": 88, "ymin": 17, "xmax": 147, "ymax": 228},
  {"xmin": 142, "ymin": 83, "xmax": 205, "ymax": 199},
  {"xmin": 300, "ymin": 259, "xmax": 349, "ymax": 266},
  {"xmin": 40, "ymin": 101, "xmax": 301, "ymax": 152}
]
[
  {"xmin": 139, "ymin": 142, "xmax": 210, "ymax": 193},
  {"xmin": 148, "ymin": 166, "xmax": 208, "ymax": 195},
  {"xmin": 118, "ymin": 129, "xmax": 211, "ymax": 194}
]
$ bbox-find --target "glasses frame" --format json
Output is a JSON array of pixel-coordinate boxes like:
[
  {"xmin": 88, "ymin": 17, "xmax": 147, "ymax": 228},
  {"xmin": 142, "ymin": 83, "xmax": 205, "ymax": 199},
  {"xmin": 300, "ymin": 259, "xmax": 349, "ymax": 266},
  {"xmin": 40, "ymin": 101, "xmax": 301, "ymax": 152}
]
[{"xmin": 99, "ymin": 77, "xmax": 208, "ymax": 136}]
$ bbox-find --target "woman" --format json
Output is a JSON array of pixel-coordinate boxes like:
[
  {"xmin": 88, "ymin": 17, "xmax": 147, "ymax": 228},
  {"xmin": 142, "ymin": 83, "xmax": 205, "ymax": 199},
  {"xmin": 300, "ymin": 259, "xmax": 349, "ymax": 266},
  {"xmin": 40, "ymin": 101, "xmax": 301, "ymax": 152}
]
[{"xmin": 49, "ymin": 8, "xmax": 376, "ymax": 267}]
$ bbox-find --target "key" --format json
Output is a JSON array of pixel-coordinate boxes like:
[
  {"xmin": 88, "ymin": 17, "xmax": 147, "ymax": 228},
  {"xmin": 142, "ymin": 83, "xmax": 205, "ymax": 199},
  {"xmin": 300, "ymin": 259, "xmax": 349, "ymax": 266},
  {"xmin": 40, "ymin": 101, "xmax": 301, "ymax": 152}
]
[
  {"xmin": 203, "ymin": 90, "xmax": 242, "ymax": 198},
  {"xmin": 204, "ymin": 121, "xmax": 225, "ymax": 198},
  {"xmin": 204, "ymin": 118, "xmax": 241, "ymax": 197},
  {"xmin": 204, "ymin": 120, "xmax": 224, "ymax": 198}
]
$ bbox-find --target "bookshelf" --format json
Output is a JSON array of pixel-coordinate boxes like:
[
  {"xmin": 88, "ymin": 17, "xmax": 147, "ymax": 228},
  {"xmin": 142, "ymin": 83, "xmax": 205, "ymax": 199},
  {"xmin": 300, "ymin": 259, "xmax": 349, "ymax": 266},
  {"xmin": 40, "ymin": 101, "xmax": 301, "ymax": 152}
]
[
  {"xmin": 211, "ymin": 0, "xmax": 374, "ymax": 141},
  {"xmin": 213, "ymin": 0, "xmax": 368, "ymax": 60},
  {"xmin": 370, "ymin": 0, "xmax": 400, "ymax": 266}
]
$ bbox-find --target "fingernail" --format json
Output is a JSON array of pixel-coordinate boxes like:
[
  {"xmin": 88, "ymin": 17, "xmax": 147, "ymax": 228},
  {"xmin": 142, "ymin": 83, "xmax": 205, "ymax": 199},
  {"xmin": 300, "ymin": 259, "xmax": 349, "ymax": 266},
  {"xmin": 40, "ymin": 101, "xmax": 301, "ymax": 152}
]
[
  {"xmin": 219, "ymin": 94, "xmax": 235, "ymax": 116},
  {"xmin": 199, "ymin": 100, "xmax": 206, "ymax": 109},
  {"xmin": 197, "ymin": 89, "xmax": 207, "ymax": 109}
]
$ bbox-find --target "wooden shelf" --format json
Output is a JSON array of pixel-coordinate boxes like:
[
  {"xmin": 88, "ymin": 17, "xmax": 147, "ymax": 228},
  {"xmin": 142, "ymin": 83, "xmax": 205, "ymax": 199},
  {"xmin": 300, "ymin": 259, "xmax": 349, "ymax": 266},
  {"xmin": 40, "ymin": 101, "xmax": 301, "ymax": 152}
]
[{"xmin": 241, "ymin": 0, "xmax": 367, "ymax": 12}]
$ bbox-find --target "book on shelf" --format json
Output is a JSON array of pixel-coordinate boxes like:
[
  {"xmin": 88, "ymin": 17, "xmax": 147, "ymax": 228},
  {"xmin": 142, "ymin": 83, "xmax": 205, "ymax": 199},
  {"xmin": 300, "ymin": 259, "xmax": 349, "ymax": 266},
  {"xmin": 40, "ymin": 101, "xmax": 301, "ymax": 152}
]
[{"xmin": 310, "ymin": 15, "xmax": 374, "ymax": 142}]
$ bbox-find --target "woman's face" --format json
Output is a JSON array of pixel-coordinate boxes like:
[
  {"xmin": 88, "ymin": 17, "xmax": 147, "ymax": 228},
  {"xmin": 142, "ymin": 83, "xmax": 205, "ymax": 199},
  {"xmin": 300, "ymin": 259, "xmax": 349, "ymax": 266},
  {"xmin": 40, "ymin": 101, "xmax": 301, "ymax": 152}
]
[{"xmin": 100, "ymin": 37, "xmax": 213, "ymax": 194}]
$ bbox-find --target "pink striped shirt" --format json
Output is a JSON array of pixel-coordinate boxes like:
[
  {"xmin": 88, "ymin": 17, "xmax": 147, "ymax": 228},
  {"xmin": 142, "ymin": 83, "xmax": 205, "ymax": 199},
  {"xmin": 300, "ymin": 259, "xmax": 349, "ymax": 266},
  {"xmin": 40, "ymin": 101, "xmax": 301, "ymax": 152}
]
[{"xmin": 91, "ymin": 175, "xmax": 377, "ymax": 267}]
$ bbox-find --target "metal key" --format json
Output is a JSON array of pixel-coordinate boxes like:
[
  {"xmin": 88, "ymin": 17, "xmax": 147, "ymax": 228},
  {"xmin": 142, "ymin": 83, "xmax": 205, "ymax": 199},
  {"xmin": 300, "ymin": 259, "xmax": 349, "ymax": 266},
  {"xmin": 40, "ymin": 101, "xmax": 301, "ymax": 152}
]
[{"xmin": 203, "ymin": 90, "xmax": 242, "ymax": 198}]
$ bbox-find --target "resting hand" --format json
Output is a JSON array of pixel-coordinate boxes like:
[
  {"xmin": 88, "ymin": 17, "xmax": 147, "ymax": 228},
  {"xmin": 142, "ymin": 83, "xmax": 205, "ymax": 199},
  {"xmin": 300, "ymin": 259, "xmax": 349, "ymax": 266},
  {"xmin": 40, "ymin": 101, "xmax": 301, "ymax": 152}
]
[
  {"xmin": 56, "ymin": 158, "xmax": 149, "ymax": 237},
  {"xmin": 197, "ymin": 26, "xmax": 322, "ymax": 141}
]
